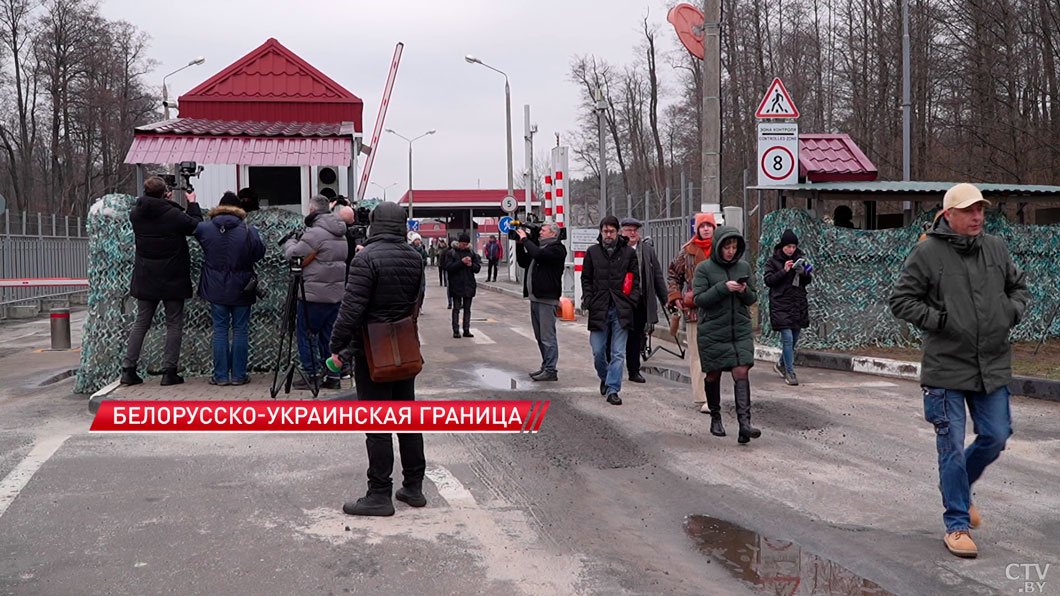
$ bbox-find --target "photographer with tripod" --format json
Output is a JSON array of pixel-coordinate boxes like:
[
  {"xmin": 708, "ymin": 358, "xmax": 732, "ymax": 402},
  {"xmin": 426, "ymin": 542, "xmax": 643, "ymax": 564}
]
[
  {"xmin": 329, "ymin": 202, "xmax": 427, "ymax": 517},
  {"xmin": 515, "ymin": 222, "xmax": 566, "ymax": 382},
  {"xmin": 283, "ymin": 195, "xmax": 348, "ymax": 390}
]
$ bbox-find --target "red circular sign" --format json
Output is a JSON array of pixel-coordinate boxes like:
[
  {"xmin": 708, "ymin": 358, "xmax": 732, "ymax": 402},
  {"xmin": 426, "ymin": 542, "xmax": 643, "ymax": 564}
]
[{"xmin": 761, "ymin": 146, "xmax": 795, "ymax": 181}]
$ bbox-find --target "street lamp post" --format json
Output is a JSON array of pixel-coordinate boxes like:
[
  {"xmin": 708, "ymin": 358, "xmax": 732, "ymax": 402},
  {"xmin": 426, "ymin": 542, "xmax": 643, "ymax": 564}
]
[
  {"xmin": 385, "ymin": 129, "xmax": 435, "ymax": 220},
  {"xmin": 465, "ymin": 55, "xmax": 514, "ymax": 204},
  {"xmin": 162, "ymin": 56, "xmax": 206, "ymax": 120},
  {"xmin": 370, "ymin": 181, "xmax": 397, "ymax": 201}
]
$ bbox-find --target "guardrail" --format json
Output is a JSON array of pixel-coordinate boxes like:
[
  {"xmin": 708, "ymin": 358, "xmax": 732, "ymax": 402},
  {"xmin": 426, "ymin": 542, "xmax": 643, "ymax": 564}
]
[{"xmin": 1, "ymin": 211, "xmax": 90, "ymax": 320}]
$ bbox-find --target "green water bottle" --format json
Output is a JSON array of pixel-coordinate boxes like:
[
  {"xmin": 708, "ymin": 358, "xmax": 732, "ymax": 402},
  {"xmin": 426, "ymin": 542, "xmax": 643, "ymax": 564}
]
[{"xmin": 325, "ymin": 356, "xmax": 342, "ymax": 374}]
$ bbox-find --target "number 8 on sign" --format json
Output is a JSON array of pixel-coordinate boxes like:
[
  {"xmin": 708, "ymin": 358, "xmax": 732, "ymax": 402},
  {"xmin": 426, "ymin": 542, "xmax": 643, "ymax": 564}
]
[{"xmin": 761, "ymin": 146, "xmax": 794, "ymax": 181}]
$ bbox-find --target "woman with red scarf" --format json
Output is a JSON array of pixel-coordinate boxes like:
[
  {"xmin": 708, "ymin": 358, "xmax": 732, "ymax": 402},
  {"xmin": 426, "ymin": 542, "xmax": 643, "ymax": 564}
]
[{"xmin": 666, "ymin": 213, "xmax": 716, "ymax": 412}]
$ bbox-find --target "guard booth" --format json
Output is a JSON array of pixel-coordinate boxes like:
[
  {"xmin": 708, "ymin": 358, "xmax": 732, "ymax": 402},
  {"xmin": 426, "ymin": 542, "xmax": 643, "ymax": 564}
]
[{"xmin": 125, "ymin": 38, "xmax": 363, "ymax": 211}]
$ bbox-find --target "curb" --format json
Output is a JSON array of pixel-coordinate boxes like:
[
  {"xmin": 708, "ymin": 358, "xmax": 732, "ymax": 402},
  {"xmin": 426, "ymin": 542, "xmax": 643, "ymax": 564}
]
[
  {"xmin": 88, "ymin": 384, "xmax": 357, "ymax": 414},
  {"xmin": 648, "ymin": 331, "xmax": 1060, "ymax": 402},
  {"xmin": 477, "ymin": 281, "xmax": 526, "ymax": 301}
]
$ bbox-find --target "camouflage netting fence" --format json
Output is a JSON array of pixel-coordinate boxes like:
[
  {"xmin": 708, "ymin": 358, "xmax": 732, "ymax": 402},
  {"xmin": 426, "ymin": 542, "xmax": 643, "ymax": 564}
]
[
  {"xmin": 74, "ymin": 194, "xmax": 308, "ymax": 394},
  {"xmin": 755, "ymin": 209, "xmax": 1060, "ymax": 350}
]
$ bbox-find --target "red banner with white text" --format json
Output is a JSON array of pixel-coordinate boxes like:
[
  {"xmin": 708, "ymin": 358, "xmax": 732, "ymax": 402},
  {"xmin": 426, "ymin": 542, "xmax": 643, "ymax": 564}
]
[{"xmin": 90, "ymin": 401, "xmax": 549, "ymax": 433}]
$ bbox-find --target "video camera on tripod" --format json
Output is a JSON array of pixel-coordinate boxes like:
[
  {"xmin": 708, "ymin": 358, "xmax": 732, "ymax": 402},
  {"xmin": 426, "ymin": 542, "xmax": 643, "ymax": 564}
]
[{"xmin": 160, "ymin": 161, "xmax": 205, "ymax": 193}]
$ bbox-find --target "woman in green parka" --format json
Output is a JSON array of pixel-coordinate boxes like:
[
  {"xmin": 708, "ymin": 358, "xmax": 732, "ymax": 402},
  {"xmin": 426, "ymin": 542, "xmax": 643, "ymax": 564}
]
[{"xmin": 692, "ymin": 226, "xmax": 761, "ymax": 443}]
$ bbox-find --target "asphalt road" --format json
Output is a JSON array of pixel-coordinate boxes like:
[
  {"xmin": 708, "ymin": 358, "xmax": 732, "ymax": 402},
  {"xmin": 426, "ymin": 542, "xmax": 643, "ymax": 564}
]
[{"xmin": 0, "ymin": 282, "xmax": 1057, "ymax": 596}]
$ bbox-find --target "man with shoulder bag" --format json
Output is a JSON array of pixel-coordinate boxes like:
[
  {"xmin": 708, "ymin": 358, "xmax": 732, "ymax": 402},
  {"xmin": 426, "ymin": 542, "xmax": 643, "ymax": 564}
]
[{"xmin": 330, "ymin": 202, "xmax": 426, "ymax": 517}]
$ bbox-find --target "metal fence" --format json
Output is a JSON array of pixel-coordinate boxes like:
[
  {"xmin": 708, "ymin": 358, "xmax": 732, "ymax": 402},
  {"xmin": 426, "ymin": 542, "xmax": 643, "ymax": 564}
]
[{"xmin": 1, "ymin": 211, "xmax": 90, "ymax": 319}]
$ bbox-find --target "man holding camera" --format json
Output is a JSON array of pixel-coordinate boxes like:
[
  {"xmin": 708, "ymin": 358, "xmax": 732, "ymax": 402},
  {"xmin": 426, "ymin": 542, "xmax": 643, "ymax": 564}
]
[
  {"xmin": 120, "ymin": 176, "xmax": 203, "ymax": 386},
  {"xmin": 619, "ymin": 218, "xmax": 669, "ymax": 384},
  {"xmin": 284, "ymin": 195, "xmax": 348, "ymax": 390},
  {"xmin": 515, "ymin": 222, "xmax": 567, "ymax": 382}
]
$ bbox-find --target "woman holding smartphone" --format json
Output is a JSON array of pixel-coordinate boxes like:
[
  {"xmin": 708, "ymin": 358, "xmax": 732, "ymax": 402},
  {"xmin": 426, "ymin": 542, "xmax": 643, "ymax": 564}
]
[
  {"xmin": 763, "ymin": 229, "xmax": 813, "ymax": 386},
  {"xmin": 692, "ymin": 226, "xmax": 760, "ymax": 443}
]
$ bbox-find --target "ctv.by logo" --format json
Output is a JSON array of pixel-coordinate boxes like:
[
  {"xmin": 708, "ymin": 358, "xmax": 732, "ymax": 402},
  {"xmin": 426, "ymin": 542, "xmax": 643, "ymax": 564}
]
[{"xmin": 1007, "ymin": 563, "xmax": 1049, "ymax": 594}]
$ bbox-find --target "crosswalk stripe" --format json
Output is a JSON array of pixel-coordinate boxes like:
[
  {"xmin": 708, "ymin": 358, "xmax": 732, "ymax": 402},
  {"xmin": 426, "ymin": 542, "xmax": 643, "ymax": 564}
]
[{"xmin": 469, "ymin": 329, "xmax": 495, "ymax": 344}]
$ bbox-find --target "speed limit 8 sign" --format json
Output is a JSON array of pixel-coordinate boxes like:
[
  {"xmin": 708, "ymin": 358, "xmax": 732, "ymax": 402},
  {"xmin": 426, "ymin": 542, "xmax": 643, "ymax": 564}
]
[{"xmin": 757, "ymin": 122, "xmax": 799, "ymax": 186}]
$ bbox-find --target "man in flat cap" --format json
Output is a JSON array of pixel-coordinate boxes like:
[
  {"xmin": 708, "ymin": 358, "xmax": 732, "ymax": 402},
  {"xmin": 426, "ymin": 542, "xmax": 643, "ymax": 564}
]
[
  {"xmin": 890, "ymin": 183, "xmax": 1028, "ymax": 559},
  {"xmin": 619, "ymin": 217, "xmax": 669, "ymax": 383}
]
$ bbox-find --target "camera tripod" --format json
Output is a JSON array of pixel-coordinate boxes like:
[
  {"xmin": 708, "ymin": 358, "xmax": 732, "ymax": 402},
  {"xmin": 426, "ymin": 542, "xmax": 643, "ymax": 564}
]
[{"xmin": 270, "ymin": 259, "xmax": 321, "ymax": 399}]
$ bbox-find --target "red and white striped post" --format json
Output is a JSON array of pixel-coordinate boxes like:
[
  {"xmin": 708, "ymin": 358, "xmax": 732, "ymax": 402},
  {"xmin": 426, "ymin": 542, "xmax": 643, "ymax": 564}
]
[{"xmin": 544, "ymin": 175, "xmax": 553, "ymax": 222}]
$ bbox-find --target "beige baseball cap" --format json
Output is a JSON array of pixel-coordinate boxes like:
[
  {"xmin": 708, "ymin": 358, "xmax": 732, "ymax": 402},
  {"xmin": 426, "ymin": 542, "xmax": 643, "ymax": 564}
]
[{"xmin": 943, "ymin": 183, "xmax": 991, "ymax": 211}]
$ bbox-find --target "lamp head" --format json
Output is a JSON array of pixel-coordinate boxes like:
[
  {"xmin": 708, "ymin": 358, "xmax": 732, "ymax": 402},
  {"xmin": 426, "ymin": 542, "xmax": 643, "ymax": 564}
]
[
  {"xmin": 464, "ymin": 54, "xmax": 480, "ymax": 64},
  {"xmin": 189, "ymin": 56, "xmax": 206, "ymax": 66},
  {"xmin": 384, "ymin": 128, "xmax": 395, "ymax": 133},
  {"xmin": 426, "ymin": 129, "xmax": 436, "ymax": 135}
]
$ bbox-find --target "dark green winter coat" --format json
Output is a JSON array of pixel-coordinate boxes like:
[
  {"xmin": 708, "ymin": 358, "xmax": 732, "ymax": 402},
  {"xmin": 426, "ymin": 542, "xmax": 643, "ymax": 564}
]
[
  {"xmin": 693, "ymin": 226, "xmax": 757, "ymax": 372},
  {"xmin": 890, "ymin": 216, "xmax": 1028, "ymax": 393}
]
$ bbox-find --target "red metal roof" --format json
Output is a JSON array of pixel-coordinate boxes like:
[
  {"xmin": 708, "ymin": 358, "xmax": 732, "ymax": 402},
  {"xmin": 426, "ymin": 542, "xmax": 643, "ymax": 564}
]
[
  {"xmin": 124, "ymin": 135, "xmax": 351, "ymax": 166},
  {"xmin": 178, "ymin": 38, "xmax": 362, "ymax": 129},
  {"xmin": 136, "ymin": 118, "xmax": 354, "ymax": 137},
  {"xmin": 799, "ymin": 134, "xmax": 877, "ymax": 182},
  {"xmin": 396, "ymin": 189, "xmax": 539, "ymax": 205}
]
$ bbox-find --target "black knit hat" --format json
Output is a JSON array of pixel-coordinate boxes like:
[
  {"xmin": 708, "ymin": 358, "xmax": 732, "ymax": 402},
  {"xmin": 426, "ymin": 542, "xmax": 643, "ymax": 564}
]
[
  {"xmin": 780, "ymin": 229, "xmax": 799, "ymax": 246},
  {"xmin": 458, "ymin": 232, "xmax": 471, "ymax": 243},
  {"xmin": 600, "ymin": 215, "xmax": 620, "ymax": 230}
]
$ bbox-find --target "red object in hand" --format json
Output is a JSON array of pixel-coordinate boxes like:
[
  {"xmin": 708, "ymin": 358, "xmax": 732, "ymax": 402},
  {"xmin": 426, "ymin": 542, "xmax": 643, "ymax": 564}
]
[
  {"xmin": 623, "ymin": 272, "xmax": 634, "ymax": 295},
  {"xmin": 683, "ymin": 291, "xmax": 695, "ymax": 309}
]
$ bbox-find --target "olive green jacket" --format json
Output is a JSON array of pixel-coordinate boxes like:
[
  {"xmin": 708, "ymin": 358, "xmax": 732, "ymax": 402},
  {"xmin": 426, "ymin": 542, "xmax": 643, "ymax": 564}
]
[
  {"xmin": 890, "ymin": 217, "xmax": 1029, "ymax": 393},
  {"xmin": 693, "ymin": 226, "xmax": 758, "ymax": 372}
]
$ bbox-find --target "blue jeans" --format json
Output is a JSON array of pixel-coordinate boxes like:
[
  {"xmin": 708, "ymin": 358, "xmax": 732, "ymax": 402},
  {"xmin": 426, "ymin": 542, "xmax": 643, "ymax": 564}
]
[
  {"xmin": 923, "ymin": 385, "xmax": 1012, "ymax": 532},
  {"xmin": 211, "ymin": 304, "xmax": 250, "ymax": 382},
  {"xmin": 530, "ymin": 301, "xmax": 559, "ymax": 373},
  {"xmin": 589, "ymin": 307, "xmax": 627, "ymax": 394},
  {"xmin": 780, "ymin": 328, "xmax": 801, "ymax": 373},
  {"xmin": 296, "ymin": 301, "xmax": 340, "ymax": 379}
]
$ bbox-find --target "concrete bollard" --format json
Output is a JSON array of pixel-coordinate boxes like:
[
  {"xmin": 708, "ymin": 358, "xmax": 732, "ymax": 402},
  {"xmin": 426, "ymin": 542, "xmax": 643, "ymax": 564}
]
[{"xmin": 50, "ymin": 308, "xmax": 71, "ymax": 351}]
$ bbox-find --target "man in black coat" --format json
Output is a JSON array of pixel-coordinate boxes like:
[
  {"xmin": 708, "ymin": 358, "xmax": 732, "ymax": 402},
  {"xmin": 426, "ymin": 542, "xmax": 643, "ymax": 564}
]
[
  {"xmin": 120, "ymin": 176, "xmax": 203, "ymax": 386},
  {"xmin": 329, "ymin": 202, "xmax": 427, "ymax": 517},
  {"xmin": 619, "ymin": 217, "xmax": 670, "ymax": 384},
  {"xmin": 445, "ymin": 232, "xmax": 481, "ymax": 338},
  {"xmin": 515, "ymin": 222, "xmax": 567, "ymax": 382},
  {"xmin": 581, "ymin": 215, "xmax": 639, "ymax": 405}
]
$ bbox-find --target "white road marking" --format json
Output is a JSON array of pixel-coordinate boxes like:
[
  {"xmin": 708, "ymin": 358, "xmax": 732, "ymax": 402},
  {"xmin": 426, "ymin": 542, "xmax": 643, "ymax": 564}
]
[
  {"xmin": 469, "ymin": 329, "xmax": 495, "ymax": 345},
  {"xmin": 508, "ymin": 326, "xmax": 536, "ymax": 341},
  {"xmin": 0, "ymin": 434, "xmax": 70, "ymax": 519},
  {"xmin": 425, "ymin": 465, "xmax": 477, "ymax": 506}
]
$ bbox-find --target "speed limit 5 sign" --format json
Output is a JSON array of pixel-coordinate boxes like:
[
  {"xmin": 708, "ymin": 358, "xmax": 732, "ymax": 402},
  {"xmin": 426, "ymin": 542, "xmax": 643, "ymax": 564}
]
[{"xmin": 757, "ymin": 122, "xmax": 799, "ymax": 187}]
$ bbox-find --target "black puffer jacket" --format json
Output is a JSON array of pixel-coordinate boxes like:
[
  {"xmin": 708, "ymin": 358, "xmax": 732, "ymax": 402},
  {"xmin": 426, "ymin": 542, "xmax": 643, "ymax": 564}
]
[
  {"xmin": 445, "ymin": 245, "xmax": 482, "ymax": 298},
  {"xmin": 516, "ymin": 236, "xmax": 567, "ymax": 300},
  {"xmin": 129, "ymin": 195, "xmax": 203, "ymax": 300},
  {"xmin": 763, "ymin": 244, "xmax": 812, "ymax": 330},
  {"xmin": 329, "ymin": 202, "xmax": 424, "ymax": 362},
  {"xmin": 581, "ymin": 234, "xmax": 640, "ymax": 331}
]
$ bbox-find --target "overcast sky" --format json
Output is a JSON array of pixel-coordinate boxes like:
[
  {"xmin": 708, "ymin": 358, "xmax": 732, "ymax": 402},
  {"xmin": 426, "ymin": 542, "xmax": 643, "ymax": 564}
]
[{"xmin": 99, "ymin": 0, "xmax": 682, "ymax": 201}]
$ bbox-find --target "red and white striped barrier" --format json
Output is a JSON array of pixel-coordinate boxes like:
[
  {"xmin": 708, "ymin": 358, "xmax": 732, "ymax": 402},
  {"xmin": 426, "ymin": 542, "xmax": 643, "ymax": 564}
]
[{"xmin": 0, "ymin": 278, "xmax": 89, "ymax": 287}]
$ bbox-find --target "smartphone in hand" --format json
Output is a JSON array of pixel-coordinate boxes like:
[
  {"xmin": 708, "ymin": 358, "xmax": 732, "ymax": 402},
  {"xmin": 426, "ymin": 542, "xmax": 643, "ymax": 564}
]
[{"xmin": 736, "ymin": 275, "xmax": 749, "ymax": 284}]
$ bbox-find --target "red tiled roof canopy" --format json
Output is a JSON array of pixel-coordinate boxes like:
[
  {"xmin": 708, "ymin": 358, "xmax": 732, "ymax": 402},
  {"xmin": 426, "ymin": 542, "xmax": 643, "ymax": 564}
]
[
  {"xmin": 136, "ymin": 118, "xmax": 355, "ymax": 137},
  {"xmin": 124, "ymin": 135, "xmax": 351, "ymax": 166},
  {"xmin": 799, "ymin": 134, "xmax": 877, "ymax": 182},
  {"xmin": 178, "ymin": 38, "xmax": 362, "ymax": 130},
  {"xmin": 397, "ymin": 189, "xmax": 539, "ymax": 206}
]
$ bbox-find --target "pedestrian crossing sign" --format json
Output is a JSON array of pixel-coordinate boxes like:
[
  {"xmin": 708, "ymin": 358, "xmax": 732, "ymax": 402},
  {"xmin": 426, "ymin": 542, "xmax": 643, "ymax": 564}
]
[{"xmin": 755, "ymin": 78, "xmax": 799, "ymax": 119}]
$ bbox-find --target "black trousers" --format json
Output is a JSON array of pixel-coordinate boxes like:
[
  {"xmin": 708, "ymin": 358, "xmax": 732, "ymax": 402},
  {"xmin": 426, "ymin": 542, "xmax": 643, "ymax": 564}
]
[
  {"xmin": 487, "ymin": 259, "xmax": 499, "ymax": 281},
  {"xmin": 626, "ymin": 301, "xmax": 648, "ymax": 376},
  {"xmin": 354, "ymin": 355, "xmax": 425, "ymax": 493},
  {"xmin": 452, "ymin": 296, "xmax": 472, "ymax": 333}
]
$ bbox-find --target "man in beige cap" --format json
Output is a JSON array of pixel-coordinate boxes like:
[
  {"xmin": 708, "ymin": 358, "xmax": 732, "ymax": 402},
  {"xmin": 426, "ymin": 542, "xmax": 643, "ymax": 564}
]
[{"xmin": 890, "ymin": 183, "xmax": 1028, "ymax": 558}]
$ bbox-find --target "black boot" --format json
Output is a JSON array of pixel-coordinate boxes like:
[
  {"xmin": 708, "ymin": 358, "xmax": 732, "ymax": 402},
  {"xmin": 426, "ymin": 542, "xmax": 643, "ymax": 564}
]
[
  {"xmin": 343, "ymin": 490, "xmax": 395, "ymax": 516},
  {"xmin": 160, "ymin": 367, "xmax": 184, "ymax": 386},
  {"xmin": 734, "ymin": 379, "xmax": 761, "ymax": 444},
  {"xmin": 705, "ymin": 378, "xmax": 725, "ymax": 437},
  {"xmin": 395, "ymin": 482, "xmax": 427, "ymax": 508},
  {"xmin": 120, "ymin": 367, "xmax": 143, "ymax": 386}
]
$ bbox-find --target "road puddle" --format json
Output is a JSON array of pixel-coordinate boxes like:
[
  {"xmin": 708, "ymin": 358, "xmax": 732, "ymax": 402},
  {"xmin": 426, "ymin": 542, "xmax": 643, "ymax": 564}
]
[
  {"xmin": 685, "ymin": 515, "xmax": 894, "ymax": 595},
  {"xmin": 470, "ymin": 367, "xmax": 517, "ymax": 390}
]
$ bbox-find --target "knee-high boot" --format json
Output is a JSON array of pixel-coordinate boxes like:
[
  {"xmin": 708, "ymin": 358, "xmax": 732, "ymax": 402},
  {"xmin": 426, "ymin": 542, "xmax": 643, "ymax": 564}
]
[
  {"xmin": 734, "ymin": 378, "xmax": 761, "ymax": 444},
  {"xmin": 705, "ymin": 377, "xmax": 725, "ymax": 436}
]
